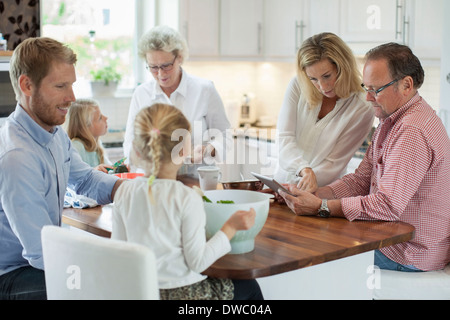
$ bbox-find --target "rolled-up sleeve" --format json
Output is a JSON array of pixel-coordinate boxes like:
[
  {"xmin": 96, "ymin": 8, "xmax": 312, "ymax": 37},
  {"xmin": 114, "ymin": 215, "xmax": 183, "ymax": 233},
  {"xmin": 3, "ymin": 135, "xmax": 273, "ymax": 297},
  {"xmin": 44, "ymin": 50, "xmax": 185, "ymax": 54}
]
[{"xmin": 68, "ymin": 145, "xmax": 119, "ymax": 205}]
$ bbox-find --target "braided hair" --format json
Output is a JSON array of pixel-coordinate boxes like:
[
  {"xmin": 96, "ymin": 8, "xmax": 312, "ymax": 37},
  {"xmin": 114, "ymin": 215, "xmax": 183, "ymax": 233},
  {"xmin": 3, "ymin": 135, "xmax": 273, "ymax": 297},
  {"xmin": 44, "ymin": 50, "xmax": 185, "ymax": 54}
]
[{"xmin": 132, "ymin": 103, "xmax": 191, "ymax": 202}]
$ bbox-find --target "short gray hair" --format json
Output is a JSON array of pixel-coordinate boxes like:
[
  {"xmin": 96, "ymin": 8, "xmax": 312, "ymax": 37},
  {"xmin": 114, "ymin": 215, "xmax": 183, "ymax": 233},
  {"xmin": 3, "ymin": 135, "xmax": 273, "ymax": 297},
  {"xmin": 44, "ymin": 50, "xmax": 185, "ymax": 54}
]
[{"xmin": 138, "ymin": 26, "xmax": 189, "ymax": 62}]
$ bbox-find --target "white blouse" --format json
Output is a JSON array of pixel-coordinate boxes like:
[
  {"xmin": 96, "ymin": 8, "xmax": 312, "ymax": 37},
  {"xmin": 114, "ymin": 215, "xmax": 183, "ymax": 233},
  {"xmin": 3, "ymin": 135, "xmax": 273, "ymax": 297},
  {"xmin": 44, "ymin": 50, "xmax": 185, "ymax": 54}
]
[
  {"xmin": 275, "ymin": 77, "xmax": 374, "ymax": 186},
  {"xmin": 112, "ymin": 178, "xmax": 231, "ymax": 289},
  {"xmin": 123, "ymin": 69, "xmax": 230, "ymax": 166}
]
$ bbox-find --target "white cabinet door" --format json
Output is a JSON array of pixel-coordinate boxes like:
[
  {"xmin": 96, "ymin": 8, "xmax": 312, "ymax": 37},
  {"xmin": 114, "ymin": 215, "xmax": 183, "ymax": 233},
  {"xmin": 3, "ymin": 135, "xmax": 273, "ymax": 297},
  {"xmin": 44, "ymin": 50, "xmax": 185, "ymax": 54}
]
[
  {"xmin": 179, "ymin": 0, "xmax": 220, "ymax": 58},
  {"xmin": 220, "ymin": 0, "xmax": 264, "ymax": 57},
  {"xmin": 409, "ymin": 0, "xmax": 443, "ymax": 60},
  {"xmin": 339, "ymin": 0, "xmax": 400, "ymax": 43},
  {"xmin": 263, "ymin": 0, "xmax": 307, "ymax": 59},
  {"xmin": 308, "ymin": 0, "xmax": 340, "ymax": 36}
]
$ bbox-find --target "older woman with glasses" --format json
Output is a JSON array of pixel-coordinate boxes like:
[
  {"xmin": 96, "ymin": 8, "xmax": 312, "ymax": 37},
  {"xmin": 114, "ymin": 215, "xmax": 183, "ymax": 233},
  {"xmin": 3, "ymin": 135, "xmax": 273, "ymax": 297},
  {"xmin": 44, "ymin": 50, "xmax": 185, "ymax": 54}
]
[
  {"xmin": 274, "ymin": 32, "xmax": 374, "ymax": 193},
  {"xmin": 123, "ymin": 26, "xmax": 230, "ymax": 173}
]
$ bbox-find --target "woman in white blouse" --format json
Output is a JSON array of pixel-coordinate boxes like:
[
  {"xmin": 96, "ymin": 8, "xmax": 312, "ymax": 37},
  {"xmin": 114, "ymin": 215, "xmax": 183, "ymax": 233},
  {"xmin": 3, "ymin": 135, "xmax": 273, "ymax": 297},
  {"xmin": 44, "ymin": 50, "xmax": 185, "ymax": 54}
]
[
  {"xmin": 123, "ymin": 26, "xmax": 230, "ymax": 172},
  {"xmin": 275, "ymin": 33, "xmax": 374, "ymax": 192}
]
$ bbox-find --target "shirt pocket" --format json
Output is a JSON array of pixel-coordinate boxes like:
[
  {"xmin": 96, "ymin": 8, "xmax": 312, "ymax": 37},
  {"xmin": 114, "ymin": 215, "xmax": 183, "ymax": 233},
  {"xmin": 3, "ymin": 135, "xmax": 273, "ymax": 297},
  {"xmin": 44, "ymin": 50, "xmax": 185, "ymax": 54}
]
[{"xmin": 376, "ymin": 156, "xmax": 385, "ymax": 182}]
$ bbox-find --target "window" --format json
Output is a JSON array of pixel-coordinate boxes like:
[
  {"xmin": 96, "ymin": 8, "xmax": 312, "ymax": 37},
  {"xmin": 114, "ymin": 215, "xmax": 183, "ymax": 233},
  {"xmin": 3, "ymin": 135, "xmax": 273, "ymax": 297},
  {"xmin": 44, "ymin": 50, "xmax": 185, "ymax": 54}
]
[{"xmin": 41, "ymin": 0, "xmax": 137, "ymax": 97}]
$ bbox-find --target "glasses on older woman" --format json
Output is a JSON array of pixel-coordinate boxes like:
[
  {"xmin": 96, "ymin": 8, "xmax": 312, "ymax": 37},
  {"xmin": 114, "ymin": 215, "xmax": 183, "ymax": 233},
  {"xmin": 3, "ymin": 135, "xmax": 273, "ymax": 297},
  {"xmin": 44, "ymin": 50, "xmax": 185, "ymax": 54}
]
[
  {"xmin": 361, "ymin": 79, "xmax": 399, "ymax": 97},
  {"xmin": 146, "ymin": 55, "xmax": 177, "ymax": 73}
]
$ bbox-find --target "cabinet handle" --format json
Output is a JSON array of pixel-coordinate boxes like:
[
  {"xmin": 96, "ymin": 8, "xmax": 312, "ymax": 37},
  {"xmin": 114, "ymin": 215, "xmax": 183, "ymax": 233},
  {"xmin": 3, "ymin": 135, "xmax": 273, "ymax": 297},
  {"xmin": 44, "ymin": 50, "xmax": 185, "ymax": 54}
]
[
  {"xmin": 257, "ymin": 22, "xmax": 262, "ymax": 55},
  {"xmin": 183, "ymin": 22, "xmax": 189, "ymax": 44},
  {"xmin": 395, "ymin": 0, "xmax": 405, "ymax": 43},
  {"xmin": 295, "ymin": 20, "xmax": 306, "ymax": 52},
  {"xmin": 403, "ymin": 16, "xmax": 410, "ymax": 45}
]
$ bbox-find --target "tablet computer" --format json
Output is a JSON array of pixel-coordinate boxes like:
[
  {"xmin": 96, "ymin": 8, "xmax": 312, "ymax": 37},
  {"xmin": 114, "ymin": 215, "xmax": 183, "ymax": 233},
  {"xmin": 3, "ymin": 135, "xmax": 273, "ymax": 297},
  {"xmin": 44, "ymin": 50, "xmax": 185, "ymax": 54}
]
[{"xmin": 251, "ymin": 172, "xmax": 297, "ymax": 197}]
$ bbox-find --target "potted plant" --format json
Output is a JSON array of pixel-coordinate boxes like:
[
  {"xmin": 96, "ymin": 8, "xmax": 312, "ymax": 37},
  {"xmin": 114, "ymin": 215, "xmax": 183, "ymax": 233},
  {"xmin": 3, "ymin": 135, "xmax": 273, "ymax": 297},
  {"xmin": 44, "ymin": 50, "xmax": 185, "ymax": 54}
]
[{"xmin": 90, "ymin": 66, "xmax": 122, "ymax": 96}]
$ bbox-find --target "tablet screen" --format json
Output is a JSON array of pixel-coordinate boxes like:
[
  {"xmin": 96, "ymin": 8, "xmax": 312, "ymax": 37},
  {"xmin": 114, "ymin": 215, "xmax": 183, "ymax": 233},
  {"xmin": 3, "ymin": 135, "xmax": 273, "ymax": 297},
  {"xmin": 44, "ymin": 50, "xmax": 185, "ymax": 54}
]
[{"xmin": 251, "ymin": 172, "xmax": 297, "ymax": 197}]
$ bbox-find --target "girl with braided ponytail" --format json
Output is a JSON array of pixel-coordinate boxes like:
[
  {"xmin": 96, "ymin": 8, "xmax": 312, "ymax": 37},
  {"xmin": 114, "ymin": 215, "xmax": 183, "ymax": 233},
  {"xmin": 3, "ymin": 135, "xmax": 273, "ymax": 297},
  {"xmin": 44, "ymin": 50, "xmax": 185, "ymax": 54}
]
[{"xmin": 112, "ymin": 103, "xmax": 263, "ymax": 300}]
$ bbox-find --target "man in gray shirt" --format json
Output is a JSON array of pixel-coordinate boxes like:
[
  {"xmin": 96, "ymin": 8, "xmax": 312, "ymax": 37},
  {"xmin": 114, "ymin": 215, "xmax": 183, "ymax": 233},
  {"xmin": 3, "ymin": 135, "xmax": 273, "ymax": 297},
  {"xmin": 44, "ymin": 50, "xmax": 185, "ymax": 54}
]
[{"xmin": 0, "ymin": 37, "xmax": 123, "ymax": 300}]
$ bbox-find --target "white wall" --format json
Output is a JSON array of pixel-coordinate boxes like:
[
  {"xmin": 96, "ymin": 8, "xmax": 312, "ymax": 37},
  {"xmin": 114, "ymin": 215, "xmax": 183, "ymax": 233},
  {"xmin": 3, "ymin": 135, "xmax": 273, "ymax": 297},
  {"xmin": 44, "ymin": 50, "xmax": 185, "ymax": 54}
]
[
  {"xmin": 438, "ymin": 0, "xmax": 450, "ymax": 134},
  {"xmin": 440, "ymin": 1, "xmax": 450, "ymax": 111}
]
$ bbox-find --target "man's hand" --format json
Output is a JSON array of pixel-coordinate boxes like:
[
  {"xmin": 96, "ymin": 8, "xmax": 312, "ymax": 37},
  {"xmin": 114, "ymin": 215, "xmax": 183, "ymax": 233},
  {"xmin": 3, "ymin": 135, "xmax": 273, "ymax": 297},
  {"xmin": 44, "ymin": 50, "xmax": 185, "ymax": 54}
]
[{"xmin": 278, "ymin": 186, "xmax": 321, "ymax": 216}]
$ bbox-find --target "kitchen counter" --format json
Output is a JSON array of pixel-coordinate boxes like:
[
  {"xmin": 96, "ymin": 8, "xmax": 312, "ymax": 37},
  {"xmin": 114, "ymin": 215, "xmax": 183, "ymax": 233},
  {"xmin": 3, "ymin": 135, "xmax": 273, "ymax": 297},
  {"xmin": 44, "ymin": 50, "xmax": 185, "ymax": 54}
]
[{"xmin": 234, "ymin": 126, "xmax": 277, "ymax": 143}]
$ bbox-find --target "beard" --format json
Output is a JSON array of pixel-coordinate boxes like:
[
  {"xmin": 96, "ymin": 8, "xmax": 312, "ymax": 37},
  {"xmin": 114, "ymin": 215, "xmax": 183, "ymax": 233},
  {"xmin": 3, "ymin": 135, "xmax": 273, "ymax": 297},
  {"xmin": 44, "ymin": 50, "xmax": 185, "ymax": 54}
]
[{"xmin": 30, "ymin": 90, "xmax": 71, "ymax": 130}]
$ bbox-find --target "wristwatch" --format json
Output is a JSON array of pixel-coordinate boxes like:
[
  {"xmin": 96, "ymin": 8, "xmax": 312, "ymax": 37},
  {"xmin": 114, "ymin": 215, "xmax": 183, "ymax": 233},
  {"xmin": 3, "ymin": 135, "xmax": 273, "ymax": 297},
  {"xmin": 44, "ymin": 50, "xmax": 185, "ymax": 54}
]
[{"xmin": 318, "ymin": 199, "xmax": 330, "ymax": 218}]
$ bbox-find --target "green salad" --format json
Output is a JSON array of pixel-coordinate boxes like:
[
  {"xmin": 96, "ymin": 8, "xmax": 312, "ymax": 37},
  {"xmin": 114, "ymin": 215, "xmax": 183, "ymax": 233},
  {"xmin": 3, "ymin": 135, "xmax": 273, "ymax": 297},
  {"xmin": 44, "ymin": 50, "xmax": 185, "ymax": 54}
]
[{"xmin": 202, "ymin": 196, "xmax": 234, "ymax": 204}]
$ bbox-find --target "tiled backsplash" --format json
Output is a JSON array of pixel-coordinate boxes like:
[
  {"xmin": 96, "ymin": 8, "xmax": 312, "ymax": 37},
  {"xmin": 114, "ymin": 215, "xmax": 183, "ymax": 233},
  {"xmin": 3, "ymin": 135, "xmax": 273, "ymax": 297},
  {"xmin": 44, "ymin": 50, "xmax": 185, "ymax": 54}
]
[{"xmin": 183, "ymin": 61, "xmax": 297, "ymax": 123}]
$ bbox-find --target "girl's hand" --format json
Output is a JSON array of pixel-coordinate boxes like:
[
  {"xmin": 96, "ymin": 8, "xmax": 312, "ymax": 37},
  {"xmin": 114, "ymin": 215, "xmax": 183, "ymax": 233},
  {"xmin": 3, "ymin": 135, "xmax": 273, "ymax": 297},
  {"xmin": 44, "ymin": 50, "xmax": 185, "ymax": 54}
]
[
  {"xmin": 297, "ymin": 168, "xmax": 318, "ymax": 193},
  {"xmin": 94, "ymin": 164, "xmax": 114, "ymax": 173},
  {"xmin": 221, "ymin": 208, "xmax": 256, "ymax": 240}
]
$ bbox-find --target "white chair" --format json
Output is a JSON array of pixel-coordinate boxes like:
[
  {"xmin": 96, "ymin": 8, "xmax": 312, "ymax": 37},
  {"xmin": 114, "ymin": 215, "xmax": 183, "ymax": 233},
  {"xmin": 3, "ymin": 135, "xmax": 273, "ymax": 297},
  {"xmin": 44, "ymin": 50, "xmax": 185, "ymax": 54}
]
[
  {"xmin": 41, "ymin": 225, "xmax": 159, "ymax": 300},
  {"xmin": 373, "ymin": 263, "xmax": 450, "ymax": 300}
]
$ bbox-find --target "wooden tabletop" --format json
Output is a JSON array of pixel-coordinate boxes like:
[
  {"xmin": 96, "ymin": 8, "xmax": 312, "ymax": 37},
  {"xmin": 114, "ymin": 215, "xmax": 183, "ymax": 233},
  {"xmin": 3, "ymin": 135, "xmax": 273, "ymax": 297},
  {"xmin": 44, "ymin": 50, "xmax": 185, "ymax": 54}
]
[
  {"xmin": 62, "ymin": 176, "xmax": 199, "ymax": 238},
  {"xmin": 62, "ymin": 189, "xmax": 414, "ymax": 279},
  {"xmin": 62, "ymin": 205, "xmax": 113, "ymax": 238},
  {"xmin": 203, "ymin": 202, "xmax": 414, "ymax": 279}
]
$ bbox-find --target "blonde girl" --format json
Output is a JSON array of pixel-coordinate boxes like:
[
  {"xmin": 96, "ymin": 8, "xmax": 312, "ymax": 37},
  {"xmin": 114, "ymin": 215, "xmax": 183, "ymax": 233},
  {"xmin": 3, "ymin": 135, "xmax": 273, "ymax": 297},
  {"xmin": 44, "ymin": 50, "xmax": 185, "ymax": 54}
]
[
  {"xmin": 66, "ymin": 99, "xmax": 112, "ymax": 172},
  {"xmin": 112, "ymin": 103, "xmax": 263, "ymax": 300}
]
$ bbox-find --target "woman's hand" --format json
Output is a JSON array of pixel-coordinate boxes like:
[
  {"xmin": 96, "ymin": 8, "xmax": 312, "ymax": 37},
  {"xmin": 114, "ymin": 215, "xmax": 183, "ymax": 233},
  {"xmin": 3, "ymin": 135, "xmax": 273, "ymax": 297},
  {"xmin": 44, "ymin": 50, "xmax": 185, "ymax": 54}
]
[
  {"xmin": 297, "ymin": 167, "xmax": 318, "ymax": 193},
  {"xmin": 191, "ymin": 144, "xmax": 216, "ymax": 164},
  {"xmin": 221, "ymin": 208, "xmax": 256, "ymax": 240}
]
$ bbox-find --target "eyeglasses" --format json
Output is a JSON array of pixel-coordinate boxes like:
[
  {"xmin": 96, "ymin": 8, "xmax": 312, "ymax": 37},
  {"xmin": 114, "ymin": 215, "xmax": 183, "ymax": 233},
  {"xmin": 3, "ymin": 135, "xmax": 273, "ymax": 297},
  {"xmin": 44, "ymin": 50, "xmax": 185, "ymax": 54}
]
[
  {"xmin": 146, "ymin": 55, "xmax": 177, "ymax": 73},
  {"xmin": 361, "ymin": 79, "xmax": 399, "ymax": 97}
]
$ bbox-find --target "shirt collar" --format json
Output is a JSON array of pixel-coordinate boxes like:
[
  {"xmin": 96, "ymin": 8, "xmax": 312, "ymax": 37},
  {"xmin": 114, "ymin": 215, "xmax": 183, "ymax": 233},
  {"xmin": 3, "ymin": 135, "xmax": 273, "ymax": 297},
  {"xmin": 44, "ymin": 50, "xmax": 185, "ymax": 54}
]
[
  {"xmin": 382, "ymin": 92, "xmax": 421, "ymax": 125},
  {"xmin": 152, "ymin": 68, "xmax": 188, "ymax": 99},
  {"xmin": 13, "ymin": 104, "xmax": 58, "ymax": 147}
]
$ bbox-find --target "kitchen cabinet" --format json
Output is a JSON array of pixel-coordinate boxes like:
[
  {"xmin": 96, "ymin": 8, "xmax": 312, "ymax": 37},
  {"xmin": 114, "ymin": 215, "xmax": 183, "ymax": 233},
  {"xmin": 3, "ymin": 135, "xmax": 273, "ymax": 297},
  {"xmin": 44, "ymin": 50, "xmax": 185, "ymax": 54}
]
[
  {"xmin": 340, "ymin": 0, "xmax": 401, "ymax": 43},
  {"xmin": 338, "ymin": 0, "xmax": 403, "ymax": 55},
  {"xmin": 408, "ymin": 0, "xmax": 443, "ymax": 61},
  {"xmin": 180, "ymin": 0, "xmax": 310, "ymax": 60},
  {"xmin": 220, "ymin": 0, "xmax": 312, "ymax": 60},
  {"xmin": 178, "ymin": 0, "xmax": 220, "ymax": 58},
  {"xmin": 177, "ymin": 0, "xmax": 443, "ymax": 61},
  {"xmin": 337, "ymin": 0, "xmax": 443, "ymax": 59},
  {"xmin": 219, "ymin": 0, "xmax": 264, "ymax": 58},
  {"xmin": 263, "ymin": 0, "xmax": 309, "ymax": 59},
  {"xmin": 308, "ymin": 0, "xmax": 340, "ymax": 36}
]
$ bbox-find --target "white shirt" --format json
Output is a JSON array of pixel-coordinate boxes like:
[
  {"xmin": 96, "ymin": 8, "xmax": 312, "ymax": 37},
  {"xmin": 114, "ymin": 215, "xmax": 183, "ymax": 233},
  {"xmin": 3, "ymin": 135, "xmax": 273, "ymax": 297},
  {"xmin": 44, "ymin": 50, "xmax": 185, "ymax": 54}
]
[
  {"xmin": 123, "ymin": 69, "xmax": 230, "ymax": 169},
  {"xmin": 275, "ymin": 77, "xmax": 374, "ymax": 186},
  {"xmin": 111, "ymin": 178, "xmax": 231, "ymax": 289}
]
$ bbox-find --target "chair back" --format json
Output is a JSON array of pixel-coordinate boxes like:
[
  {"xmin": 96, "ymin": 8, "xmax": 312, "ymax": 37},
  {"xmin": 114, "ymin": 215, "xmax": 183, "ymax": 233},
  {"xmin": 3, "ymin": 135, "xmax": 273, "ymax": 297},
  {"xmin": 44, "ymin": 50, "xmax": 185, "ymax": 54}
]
[{"xmin": 42, "ymin": 225, "xmax": 159, "ymax": 300}]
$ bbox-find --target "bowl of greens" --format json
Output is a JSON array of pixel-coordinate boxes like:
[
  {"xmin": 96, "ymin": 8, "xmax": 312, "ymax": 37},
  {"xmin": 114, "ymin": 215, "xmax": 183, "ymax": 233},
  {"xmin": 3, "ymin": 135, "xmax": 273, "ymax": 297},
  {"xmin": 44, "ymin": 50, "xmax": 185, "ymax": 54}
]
[{"xmin": 203, "ymin": 189, "xmax": 272, "ymax": 254}]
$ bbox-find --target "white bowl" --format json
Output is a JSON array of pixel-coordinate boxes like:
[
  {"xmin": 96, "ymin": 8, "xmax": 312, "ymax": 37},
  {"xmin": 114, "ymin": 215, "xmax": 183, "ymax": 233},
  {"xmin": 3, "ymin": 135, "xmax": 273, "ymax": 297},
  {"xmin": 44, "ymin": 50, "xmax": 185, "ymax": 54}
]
[{"xmin": 203, "ymin": 190, "xmax": 272, "ymax": 254}]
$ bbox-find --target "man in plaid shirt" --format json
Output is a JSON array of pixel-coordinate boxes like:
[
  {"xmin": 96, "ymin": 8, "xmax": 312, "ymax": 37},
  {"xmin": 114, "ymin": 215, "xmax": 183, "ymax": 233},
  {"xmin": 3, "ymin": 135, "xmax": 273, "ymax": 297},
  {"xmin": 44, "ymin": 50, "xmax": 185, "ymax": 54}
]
[{"xmin": 279, "ymin": 43, "xmax": 450, "ymax": 272}]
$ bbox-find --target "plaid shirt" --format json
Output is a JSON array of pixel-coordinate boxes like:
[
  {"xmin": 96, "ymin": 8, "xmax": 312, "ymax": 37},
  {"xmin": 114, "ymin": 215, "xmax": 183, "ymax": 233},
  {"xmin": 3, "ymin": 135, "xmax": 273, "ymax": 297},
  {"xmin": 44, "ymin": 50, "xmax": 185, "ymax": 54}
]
[{"xmin": 329, "ymin": 94, "xmax": 450, "ymax": 271}]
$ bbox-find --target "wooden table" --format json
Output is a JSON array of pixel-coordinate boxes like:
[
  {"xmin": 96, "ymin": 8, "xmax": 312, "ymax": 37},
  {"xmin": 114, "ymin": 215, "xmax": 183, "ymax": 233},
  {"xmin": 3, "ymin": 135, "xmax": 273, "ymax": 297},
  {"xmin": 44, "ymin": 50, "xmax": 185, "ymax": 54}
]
[{"xmin": 62, "ymin": 198, "xmax": 414, "ymax": 280}]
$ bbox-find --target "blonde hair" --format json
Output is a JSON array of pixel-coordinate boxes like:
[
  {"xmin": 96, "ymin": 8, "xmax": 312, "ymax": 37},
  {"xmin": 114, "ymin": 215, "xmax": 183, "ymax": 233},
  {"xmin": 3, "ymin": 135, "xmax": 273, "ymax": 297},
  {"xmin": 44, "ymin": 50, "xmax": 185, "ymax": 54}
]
[
  {"xmin": 133, "ymin": 103, "xmax": 191, "ymax": 201},
  {"xmin": 297, "ymin": 32, "xmax": 363, "ymax": 106},
  {"xmin": 10, "ymin": 37, "xmax": 77, "ymax": 101},
  {"xmin": 138, "ymin": 25, "xmax": 189, "ymax": 63},
  {"xmin": 66, "ymin": 99, "xmax": 105, "ymax": 164}
]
